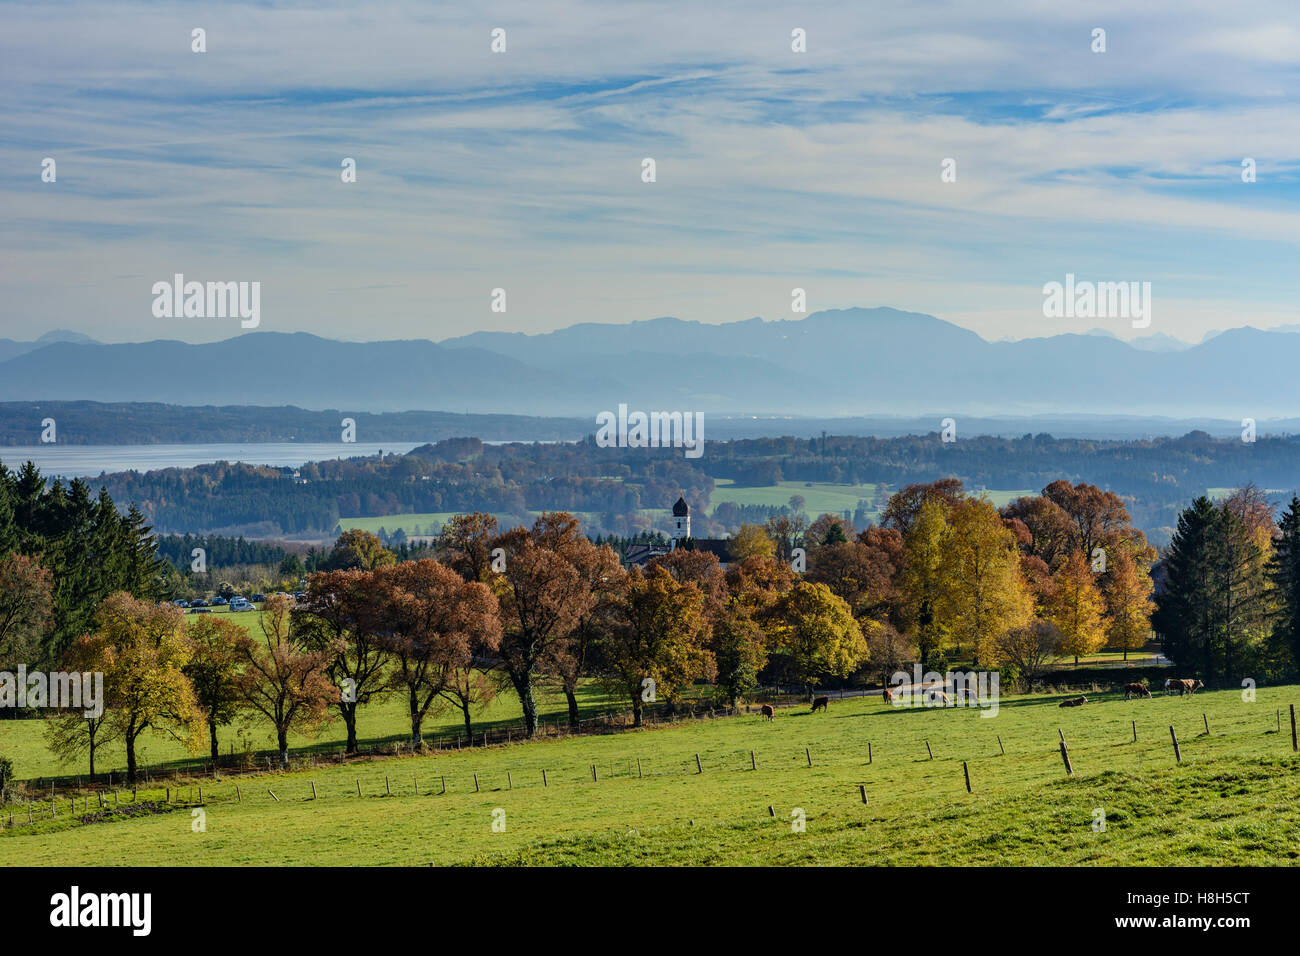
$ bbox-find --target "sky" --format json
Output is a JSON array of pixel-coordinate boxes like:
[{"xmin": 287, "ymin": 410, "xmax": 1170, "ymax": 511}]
[{"xmin": 3, "ymin": 0, "xmax": 1299, "ymax": 347}]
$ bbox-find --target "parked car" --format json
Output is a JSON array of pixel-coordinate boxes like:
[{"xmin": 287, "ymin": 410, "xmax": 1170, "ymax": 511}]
[
  {"xmin": 229, "ymin": 597, "xmax": 253, "ymax": 612},
  {"xmin": 250, "ymin": 593, "xmax": 266, "ymax": 603},
  {"xmin": 189, "ymin": 599, "xmax": 209, "ymax": 608},
  {"xmin": 211, "ymin": 596, "xmax": 229, "ymax": 606},
  {"xmin": 171, "ymin": 599, "xmax": 188, "ymax": 608},
  {"xmin": 189, "ymin": 607, "xmax": 211, "ymax": 614}
]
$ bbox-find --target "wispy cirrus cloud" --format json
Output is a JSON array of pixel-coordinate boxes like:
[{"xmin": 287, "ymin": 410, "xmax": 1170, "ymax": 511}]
[{"xmin": 1, "ymin": 0, "xmax": 1298, "ymax": 347}]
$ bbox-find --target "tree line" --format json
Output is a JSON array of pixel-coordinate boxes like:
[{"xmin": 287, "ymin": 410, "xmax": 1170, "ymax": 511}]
[
  {"xmin": 14, "ymin": 476, "xmax": 1300, "ymax": 785},
  {"xmin": 53, "ymin": 430, "xmax": 1300, "ymax": 544}
]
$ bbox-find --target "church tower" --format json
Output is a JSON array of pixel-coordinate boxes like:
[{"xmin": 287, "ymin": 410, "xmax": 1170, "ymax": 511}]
[{"xmin": 671, "ymin": 495, "xmax": 690, "ymax": 543}]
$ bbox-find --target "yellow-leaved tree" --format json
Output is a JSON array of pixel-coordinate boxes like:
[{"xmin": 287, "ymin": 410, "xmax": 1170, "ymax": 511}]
[
  {"xmin": 1049, "ymin": 550, "xmax": 1110, "ymax": 665},
  {"xmin": 899, "ymin": 497, "xmax": 952, "ymax": 667},
  {"xmin": 937, "ymin": 497, "xmax": 1032, "ymax": 665},
  {"xmin": 94, "ymin": 593, "xmax": 205, "ymax": 785}
]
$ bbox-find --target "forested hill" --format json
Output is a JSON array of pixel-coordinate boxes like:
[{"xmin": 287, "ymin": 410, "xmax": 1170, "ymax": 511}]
[
  {"xmin": 12, "ymin": 431, "xmax": 1297, "ymax": 543},
  {"xmin": 0, "ymin": 401, "xmax": 586, "ymax": 445}
]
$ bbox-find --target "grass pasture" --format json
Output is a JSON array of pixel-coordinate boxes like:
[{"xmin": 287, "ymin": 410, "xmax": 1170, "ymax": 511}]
[{"xmin": 3, "ymin": 684, "xmax": 1299, "ymax": 866}]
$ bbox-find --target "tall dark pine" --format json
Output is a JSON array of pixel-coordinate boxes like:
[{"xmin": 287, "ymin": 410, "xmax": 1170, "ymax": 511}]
[
  {"xmin": 1270, "ymin": 496, "xmax": 1300, "ymax": 672},
  {"xmin": 1153, "ymin": 497, "xmax": 1221, "ymax": 677}
]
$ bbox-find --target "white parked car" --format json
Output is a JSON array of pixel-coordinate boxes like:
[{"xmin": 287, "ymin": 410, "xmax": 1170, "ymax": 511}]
[{"xmin": 229, "ymin": 597, "xmax": 254, "ymax": 612}]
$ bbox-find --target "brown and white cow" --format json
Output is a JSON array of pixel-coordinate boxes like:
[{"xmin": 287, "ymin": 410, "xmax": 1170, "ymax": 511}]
[
  {"xmin": 882, "ymin": 687, "xmax": 894, "ymax": 704},
  {"xmin": 1177, "ymin": 678, "xmax": 1204, "ymax": 696},
  {"xmin": 760, "ymin": 704, "xmax": 775, "ymax": 720},
  {"xmin": 1059, "ymin": 695, "xmax": 1088, "ymax": 708},
  {"xmin": 811, "ymin": 695, "xmax": 829, "ymax": 713},
  {"xmin": 1123, "ymin": 683, "xmax": 1151, "ymax": 700}
]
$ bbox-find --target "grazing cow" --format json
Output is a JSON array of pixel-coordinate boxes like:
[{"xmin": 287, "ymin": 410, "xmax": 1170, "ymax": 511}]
[
  {"xmin": 1123, "ymin": 683, "xmax": 1151, "ymax": 700},
  {"xmin": 811, "ymin": 695, "xmax": 829, "ymax": 713},
  {"xmin": 760, "ymin": 704, "xmax": 775, "ymax": 721},
  {"xmin": 882, "ymin": 687, "xmax": 894, "ymax": 704},
  {"xmin": 1178, "ymin": 678, "xmax": 1204, "ymax": 696},
  {"xmin": 1164, "ymin": 678, "xmax": 1179, "ymax": 696},
  {"xmin": 926, "ymin": 690, "xmax": 951, "ymax": 706},
  {"xmin": 1059, "ymin": 695, "xmax": 1088, "ymax": 708}
]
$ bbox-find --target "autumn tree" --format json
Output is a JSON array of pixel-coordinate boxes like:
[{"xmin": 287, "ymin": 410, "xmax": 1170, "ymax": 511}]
[
  {"xmin": 806, "ymin": 537, "xmax": 893, "ymax": 619},
  {"xmin": 552, "ymin": 540, "xmax": 625, "ymax": 729},
  {"xmin": 935, "ymin": 497, "xmax": 1032, "ymax": 665},
  {"xmin": 862, "ymin": 619, "xmax": 913, "ymax": 688},
  {"xmin": 601, "ymin": 566, "xmax": 712, "ymax": 725},
  {"xmin": 296, "ymin": 569, "xmax": 390, "ymax": 754},
  {"xmin": 43, "ymin": 630, "xmax": 119, "ymax": 777},
  {"xmin": 0, "ymin": 553, "xmax": 52, "ymax": 670},
  {"xmin": 93, "ymin": 593, "xmax": 204, "ymax": 784},
  {"xmin": 1047, "ymin": 550, "xmax": 1110, "ymax": 665},
  {"xmin": 378, "ymin": 559, "xmax": 502, "ymax": 746},
  {"xmin": 730, "ymin": 524, "xmax": 777, "ymax": 562},
  {"xmin": 880, "ymin": 479, "xmax": 964, "ymax": 534},
  {"xmin": 326, "ymin": 529, "xmax": 396, "ymax": 571},
  {"xmin": 493, "ymin": 514, "xmax": 596, "ymax": 736},
  {"xmin": 768, "ymin": 581, "xmax": 867, "ymax": 687},
  {"xmin": 764, "ymin": 512, "xmax": 807, "ymax": 563},
  {"xmin": 1103, "ymin": 549, "xmax": 1154, "ymax": 659},
  {"xmin": 440, "ymin": 664, "xmax": 500, "ymax": 744},
  {"xmin": 898, "ymin": 497, "xmax": 952, "ymax": 666},
  {"xmin": 438, "ymin": 512, "xmax": 501, "ymax": 582},
  {"xmin": 711, "ymin": 602, "xmax": 768, "ymax": 707},
  {"xmin": 237, "ymin": 594, "xmax": 339, "ymax": 765},
  {"xmin": 183, "ymin": 615, "xmax": 252, "ymax": 762},
  {"xmin": 990, "ymin": 620, "xmax": 1065, "ymax": 686}
]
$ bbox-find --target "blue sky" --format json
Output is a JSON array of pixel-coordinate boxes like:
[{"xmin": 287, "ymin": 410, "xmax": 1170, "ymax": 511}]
[{"xmin": 2, "ymin": 0, "xmax": 1299, "ymax": 345}]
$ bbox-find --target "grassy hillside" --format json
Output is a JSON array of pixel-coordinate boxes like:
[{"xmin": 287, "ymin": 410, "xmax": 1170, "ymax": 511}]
[{"xmin": 4, "ymin": 684, "xmax": 1297, "ymax": 866}]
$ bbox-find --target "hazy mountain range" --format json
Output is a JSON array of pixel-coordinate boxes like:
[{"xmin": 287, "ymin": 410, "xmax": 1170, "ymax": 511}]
[{"xmin": 2, "ymin": 309, "xmax": 1298, "ymax": 418}]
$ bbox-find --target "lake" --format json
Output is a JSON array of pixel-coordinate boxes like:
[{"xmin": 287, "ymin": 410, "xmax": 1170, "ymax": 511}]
[{"xmin": 0, "ymin": 442, "xmax": 423, "ymax": 478}]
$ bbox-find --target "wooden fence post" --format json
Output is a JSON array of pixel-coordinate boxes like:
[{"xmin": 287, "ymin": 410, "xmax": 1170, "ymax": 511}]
[
  {"xmin": 1203, "ymin": 714, "xmax": 1210, "ymax": 736},
  {"xmin": 750, "ymin": 751, "xmax": 756, "ymax": 771},
  {"xmin": 310, "ymin": 781, "xmax": 317, "ymax": 800},
  {"xmin": 507, "ymin": 772, "xmax": 512, "ymax": 790},
  {"xmin": 1132, "ymin": 720, "xmax": 1137, "ymax": 743},
  {"xmin": 637, "ymin": 759, "xmax": 642, "ymax": 778},
  {"xmin": 1170, "ymin": 725, "xmax": 1182, "ymax": 763},
  {"xmin": 441, "ymin": 775, "xmax": 447, "ymax": 794},
  {"xmin": 355, "ymin": 779, "xmax": 361, "ymax": 798},
  {"xmin": 997, "ymin": 735, "xmax": 1004, "ymax": 756},
  {"xmin": 925, "ymin": 740, "xmax": 933, "ymax": 759},
  {"xmin": 236, "ymin": 784, "xmax": 241, "ymax": 803},
  {"xmin": 1292, "ymin": 705, "xmax": 1298, "ymax": 752},
  {"xmin": 268, "ymin": 789, "xmax": 280, "ymax": 802},
  {"xmin": 695, "ymin": 754, "xmax": 702, "ymax": 774},
  {"xmin": 963, "ymin": 761, "xmax": 972, "ymax": 793},
  {"xmin": 806, "ymin": 747, "xmax": 813, "ymax": 767},
  {"xmin": 868, "ymin": 742, "xmax": 873, "ymax": 763},
  {"xmin": 859, "ymin": 784, "xmax": 868, "ymax": 804},
  {"xmin": 1059, "ymin": 739, "xmax": 1073, "ymax": 776},
  {"xmin": 474, "ymin": 773, "xmax": 480, "ymax": 792},
  {"xmin": 542, "ymin": 770, "xmax": 547, "ymax": 788},
  {"xmin": 385, "ymin": 776, "xmax": 391, "ymax": 796}
]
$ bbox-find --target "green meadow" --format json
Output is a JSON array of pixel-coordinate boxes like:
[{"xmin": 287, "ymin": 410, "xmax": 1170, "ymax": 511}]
[{"xmin": 4, "ymin": 684, "xmax": 1298, "ymax": 866}]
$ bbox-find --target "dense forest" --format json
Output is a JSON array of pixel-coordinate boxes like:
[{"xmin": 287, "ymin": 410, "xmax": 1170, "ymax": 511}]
[
  {"xmin": 19, "ymin": 431, "xmax": 1298, "ymax": 544},
  {"xmin": 0, "ymin": 401, "xmax": 586, "ymax": 445},
  {"xmin": 0, "ymin": 462, "xmax": 165, "ymax": 667}
]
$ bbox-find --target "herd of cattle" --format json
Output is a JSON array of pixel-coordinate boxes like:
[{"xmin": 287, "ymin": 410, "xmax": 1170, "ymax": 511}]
[{"xmin": 757, "ymin": 678, "xmax": 1207, "ymax": 718}]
